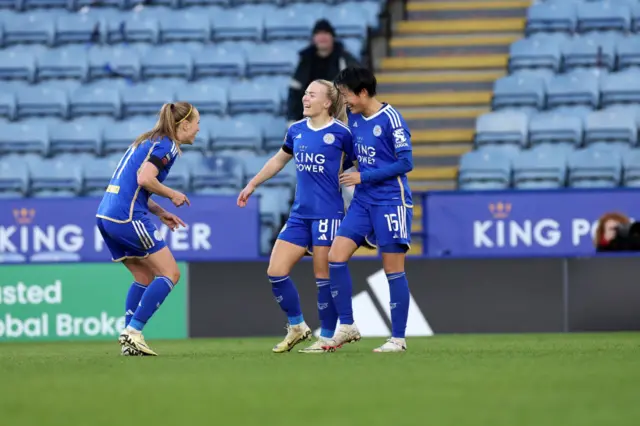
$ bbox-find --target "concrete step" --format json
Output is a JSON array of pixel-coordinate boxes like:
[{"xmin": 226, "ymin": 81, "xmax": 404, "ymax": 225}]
[
  {"xmin": 397, "ymin": 18, "xmax": 525, "ymax": 35},
  {"xmin": 410, "ymin": 181, "xmax": 456, "ymax": 192},
  {"xmin": 390, "ymin": 35, "xmax": 518, "ymax": 56},
  {"xmin": 403, "ymin": 108, "xmax": 487, "ymax": 130},
  {"xmin": 407, "ymin": 0, "xmax": 529, "ymax": 20},
  {"xmin": 381, "ymin": 55, "xmax": 508, "ymax": 71},
  {"xmin": 380, "ymin": 91, "xmax": 492, "ymax": 108},
  {"xmin": 412, "ymin": 129, "xmax": 475, "ymax": 144},
  {"xmin": 413, "ymin": 145, "xmax": 471, "ymax": 157},
  {"xmin": 409, "ymin": 166, "xmax": 459, "ymax": 181},
  {"xmin": 378, "ymin": 70, "xmax": 503, "ymax": 93}
]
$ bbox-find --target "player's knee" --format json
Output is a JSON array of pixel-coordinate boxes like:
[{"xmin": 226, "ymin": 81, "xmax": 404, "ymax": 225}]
[
  {"xmin": 266, "ymin": 264, "xmax": 288, "ymax": 278},
  {"xmin": 328, "ymin": 247, "xmax": 348, "ymax": 264},
  {"xmin": 163, "ymin": 267, "xmax": 181, "ymax": 286}
]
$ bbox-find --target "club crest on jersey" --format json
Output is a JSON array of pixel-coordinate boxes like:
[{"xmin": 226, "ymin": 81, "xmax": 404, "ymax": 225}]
[
  {"xmin": 373, "ymin": 125, "xmax": 382, "ymax": 137},
  {"xmin": 323, "ymin": 133, "xmax": 335, "ymax": 145},
  {"xmin": 154, "ymin": 229, "xmax": 163, "ymax": 241}
]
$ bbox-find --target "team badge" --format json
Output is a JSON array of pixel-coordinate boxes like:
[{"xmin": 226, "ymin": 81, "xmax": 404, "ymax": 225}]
[
  {"xmin": 373, "ymin": 125, "xmax": 382, "ymax": 137},
  {"xmin": 323, "ymin": 133, "xmax": 335, "ymax": 145},
  {"xmin": 154, "ymin": 230, "xmax": 163, "ymax": 241}
]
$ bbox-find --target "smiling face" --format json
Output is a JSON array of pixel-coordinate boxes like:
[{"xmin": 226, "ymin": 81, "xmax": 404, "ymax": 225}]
[
  {"xmin": 176, "ymin": 108, "xmax": 200, "ymax": 145},
  {"xmin": 302, "ymin": 81, "xmax": 331, "ymax": 119},
  {"xmin": 336, "ymin": 85, "xmax": 367, "ymax": 115}
]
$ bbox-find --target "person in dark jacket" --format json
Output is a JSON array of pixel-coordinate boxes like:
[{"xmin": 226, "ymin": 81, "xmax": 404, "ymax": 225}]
[{"xmin": 287, "ymin": 19, "xmax": 360, "ymax": 123}]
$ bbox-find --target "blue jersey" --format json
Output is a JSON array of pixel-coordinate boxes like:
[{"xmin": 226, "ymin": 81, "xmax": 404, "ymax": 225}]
[
  {"xmin": 96, "ymin": 137, "xmax": 179, "ymax": 223},
  {"xmin": 348, "ymin": 104, "xmax": 413, "ymax": 207},
  {"xmin": 284, "ymin": 118, "xmax": 353, "ymax": 220}
]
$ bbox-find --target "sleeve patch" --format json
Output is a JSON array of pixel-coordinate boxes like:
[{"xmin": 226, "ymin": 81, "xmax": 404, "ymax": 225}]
[{"xmin": 393, "ymin": 129, "xmax": 409, "ymax": 149}]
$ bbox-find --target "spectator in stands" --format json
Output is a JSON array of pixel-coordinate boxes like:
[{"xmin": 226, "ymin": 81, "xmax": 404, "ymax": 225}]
[
  {"xmin": 594, "ymin": 212, "xmax": 632, "ymax": 252},
  {"xmin": 287, "ymin": 19, "xmax": 360, "ymax": 123}
]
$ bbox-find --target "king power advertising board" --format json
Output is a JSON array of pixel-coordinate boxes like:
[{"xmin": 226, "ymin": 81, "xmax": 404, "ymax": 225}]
[
  {"xmin": 425, "ymin": 189, "xmax": 640, "ymax": 257},
  {"xmin": 0, "ymin": 195, "xmax": 259, "ymax": 263},
  {"xmin": 0, "ymin": 263, "xmax": 187, "ymax": 341}
]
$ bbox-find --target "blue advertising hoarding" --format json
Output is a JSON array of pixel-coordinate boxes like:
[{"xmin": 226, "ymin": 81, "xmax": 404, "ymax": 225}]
[
  {"xmin": 424, "ymin": 189, "xmax": 640, "ymax": 257},
  {"xmin": 0, "ymin": 196, "xmax": 259, "ymax": 263}
]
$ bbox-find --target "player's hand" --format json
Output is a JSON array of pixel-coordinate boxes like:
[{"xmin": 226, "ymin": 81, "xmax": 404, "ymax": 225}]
[
  {"xmin": 171, "ymin": 191, "xmax": 190, "ymax": 207},
  {"xmin": 159, "ymin": 212, "xmax": 186, "ymax": 231},
  {"xmin": 339, "ymin": 172, "xmax": 362, "ymax": 186},
  {"xmin": 237, "ymin": 183, "xmax": 256, "ymax": 207}
]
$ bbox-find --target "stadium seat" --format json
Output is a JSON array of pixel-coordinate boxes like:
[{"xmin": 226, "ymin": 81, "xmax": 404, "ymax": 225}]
[
  {"xmin": 177, "ymin": 82, "xmax": 227, "ymax": 116},
  {"xmin": 191, "ymin": 155, "xmax": 244, "ymax": 191},
  {"xmin": 123, "ymin": 13, "xmax": 160, "ymax": 44},
  {"xmin": 458, "ymin": 150, "xmax": 511, "ymax": 191},
  {"xmin": 513, "ymin": 147, "xmax": 567, "ymax": 190},
  {"xmin": 141, "ymin": 47, "xmax": 193, "ymax": 80},
  {"xmin": 246, "ymin": 44, "xmax": 298, "ymax": 77},
  {"xmin": 577, "ymin": 1, "xmax": 631, "ymax": 33},
  {"xmin": 327, "ymin": 4, "xmax": 368, "ymax": 39},
  {"xmin": 474, "ymin": 111, "xmax": 529, "ymax": 149},
  {"xmin": 102, "ymin": 117, "xmax": 156, "ymax": 154},
  {"xmin": 193, "ymin": 46, "xmax": 245, "ymax": 78},
  {"xmin": 159, "ymin": 11, "xmax": 210, "ymax": 43},
  {"xmin": 623, "ymin": 149, "xmax": 640, "ymax": 187},
  {"xmin": 562, "ymin": 35, "xmax": 617, "ymax": 72},
  {"xmin": 0, "ymin": 91, "xmax": 16, "ymax": 120},
  {"xmin": 546, "ymin": 71, "xmax": 600, "ymax": 110},
  {"xmin": 28, "ymin": 157, "xmax": 82, "ymax": 197},
  {"xmin": 264, "ymin": 5, "xmax": 321, "ymax": 41},
  {"xmin": 584, "ymin": 109, "xmax": 637, "ymax": 149},
  {"xmin": 16, "ymin": 86, "xmax": 69, "ymax": 119},
  {"xmin": 121, "ymin": 83, "xmax": 174, "ymax": 117},
  {"xmin": 37, "ymin": 46, "xmax": 89, "ymax": 82},
  {"xmin": 0, "ymin": 123, "xmax": 49, "ymax": 156},
  {"xmin": 56, "ymin": 13, "xmax": 100, "ymax": 45},
  {"xmin": 48, "ymin": 121, "xmax": 102, "ymax": 156},
  {"xmin": 601, "ymin": 69, "xmax": 640, "ymax": 107},
  {"xmin": 228, "ymin": 81, "xmax": 280, "ymax": 114},
  {"xmin": 0, "ymin": 156, "xmax": 29, "ymax": 198},
  {"xmin": 508, "ymin": 38, "xmax": 562, "ymax": 73},
  {"xmin": 255, "ymin": 186, "xmax": 289, "ymax": 227},
  {"xmin": 476, "ymin": 144, "xmax": 521, "ymax": 161},
  {"xmin": 526, "ymin": 2, "xmax": 577, "ymax": 35},
  {"xmin": 529, "ymin": 112, "xmax": 583, "ymax": 150},
  {"xmin": 3, "ymin": 12, "xmax": 55, "ymax": 46},
  {"xmin": 83, "ymin": 156, "xmax": 119, "ymax": 196},
  {"xmin": 568, "ymin": 148, "xmax": 622, "ymax": 188},
  {"xmin": 39, "ymin": 79, "xmax": 82, "ymax": 97},
  {"xmin": 491, "ymin": 74, "xmax": 546, "ymax": 111},
  {"xmin": 0, "ymin": 50, "xmax": 36, "ymax": 82},
  {"xmin": 163, "ymin": 158, "xmax": 192, "ymax": 193},
  {"xmin": 70, "ymin": 84, "xmax": 122, "ymax": 119},
  {"xmin": 88, "ymin": 46, "xmax": 141, "ymax": 81},
  {"xmin": 632, "ymin": 3, "xmax": 640, "ymax": 33},
  {"xmin": 262, "ymin": 116, "xmax": 288, "ymax": 151},
  {"xmin": 212, "ymin": 8, "xmax": 263, "ymax": 41},
  {"xmin": 616, "ymin": 36, "xmax": 640, "ymax": 70},
  {"xmin": 211, "ymin": 118, "xmax": 262, "ymax": 152}
]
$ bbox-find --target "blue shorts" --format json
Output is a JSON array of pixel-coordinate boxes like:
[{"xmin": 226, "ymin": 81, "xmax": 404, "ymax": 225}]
[
  {"xmin": 337, "ymin": 198, "xmax": 412, "ymax": 253},
  {"xmin": 96, "ymin": 215, "xmax": 166, "ymax": 262},
  {"xmin": 278, "ymin": 216, "xmax": 343, "ymax": 250}
]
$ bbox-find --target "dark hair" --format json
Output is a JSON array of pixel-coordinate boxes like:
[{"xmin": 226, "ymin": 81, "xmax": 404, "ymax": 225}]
[{"xmin": 333, "ymin": 67, "xmax": 377, "ymax": 97}]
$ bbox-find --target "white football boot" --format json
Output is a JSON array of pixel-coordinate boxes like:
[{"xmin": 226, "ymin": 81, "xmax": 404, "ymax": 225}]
[
  {"xmin": 119, "ymin": 327, "xmax": 158, "ymax": 356},
  {"xmin": 373, "ymin": 338, "xmax": 407, "ymax": 353},
  {"xmin": 272, "ymin": 322, "xmax": 312, "ymax": 353},
  {"xmin": 298, "ymin": 336, "xmax": 333, "ymax": 353},
  {"xmin": 321, "ymin": 324, "xmax": 361, "ymax": 352}
]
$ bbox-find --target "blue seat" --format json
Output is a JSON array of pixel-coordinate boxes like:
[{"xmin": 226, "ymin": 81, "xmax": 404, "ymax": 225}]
[
  {"xmin": 123, "ymin": 13, "xmax": 160, "ymax": 44},
  {"xmin": 0, "ymin": 91, "xmax": 16, "ymax": 120},
  {"xmin": 228, "ymin": 81, "xmax": 280, "ymax": 114},
  {"xmin": 163, "ymin": 158, "xmax": 192, "ymax": 193},
  {"xmin": 577, "ymin": 1, "xmax": 631, "ymax": 33},
  {"xmin": 83, "ymin": 156, "xmax": 121, "ymax": 196},
  {"xmin": 39, "ymin": 79, "xmax": 82, "ymax": 96},
  {"xmin": 37, "ymin": 46, "xmax": 89, "ymax": 81},
  {"xmin": 343, "ymin": 38, "xmax": 363, "ymax": 59},
  {"xmin": 585, "ymin": 110, "xmax": 637, "ymax": 149},
  {"xmin": 526, "ymin": 2, "xmax": 577, "ymax": 35},
  {"xmin": 327, "ymin": 4, "xmax": 368, "ymax": 39},
  {"xmin": 601, "ymin": 69, "xmax": 640, "ymax": 107},
  {"xmin": 616, "ymin": 36, "xmax": 640, "ymax": 70},
  {"xmin": 3, "ymin": 12, "xmax": 55, "ymax": 46},
  {"xmin": 0, "ymin": 50, "xmax": 36, "ymax": 82},
  {"xmin": 17, "ymin": 86, "xmax": 68, "ymax": 119},
  {"xmin": 193, "ymin": 46, "xmax": 245, "ymax": 78},
  {"xmin": 474, "ymin": 111, "xmax": 528, "ymax": 149},
  {"xmin": 262, "ymin": 116, "xmax": 288, "ymax": 151},
  {"xmin": 492, "ymin": 75, "xmax": 546, "ymax": 111},
  {"xmin": 48, "ymin": 121, "xmax": 102, "ymax": 155},
  {"xmin": 568, "ymin": 148, "xmax": 622, "ymax": 188},
  {"xmin": 159, "ymin": 11, "xmax": 209, "ymax": 43},
  {"xmin": 632, "ymin": 3, "xmax": 640, "ymax": 33},
  {"xmin": 562, "ymin": 35, "xmax": 617, "ymax": 72},
  {"xmin": 508, "ymin": 38, "xmax": 561, "ymax": 73},
  {"xmin": 211, "ymin": 118, "xmax": 262, "ymax": 152},
  {"xmin": 191, "ymin": 155, "xmax": 244, "ymax": 191},
  {"xmin": 513, "ymin": 148, "xmax": 567, "ymax": 190},
  {"xmin": 623, "ymin": 149, "xmax": 640, "ymax": 187},
  {"xmin": 0, "ymin": 122, "xmax": 48, "ymax": 155},
  {"xmin": 141, "ymin": 47, "xmax": 193, "ymax": 80},
  {"xmin": 546, "ymin": 71, "xmax": 600, "ymax": 110},
  {"xmin": 102, "ymin": 117, "xmax": 156, "ymax": 154},
  {"xmin": 182, "ymin": 0, "xmax": 229, "ymax": 7},
  {"xmin": 529, "ymin": 112, "xmax": 583, "ymax": 150},
  {"xmin": 88, "ymin": 46, "xmax": 142, "ymax": 81},
  {"xmin": 476, "ymin": 144, "xmax": 521, "ymax": 161},
  {"xmin": 27, "ymin": 157, "xmax": 82, "ymax": 197},
  {"xmin": 255, "ymin": 186, "xmax": 290, "ymax": 228},
  {"xmin": 458, "ymin": 150, "xmax": 511, "ymax": 191},
  {"xmin": 264, "ymin": 5, "xmax": 319, "ymax": 41},
  {"xmin": 0, "ymin": 157, "xmax": 29, "ymax": 197},
  {"xmin": 56, "ymin": 13, "xmax": 100, "ymax": 45},
  {"xmin": 121, "ymin": 83, "xmax": 174, "ymax": 117},
  {"xmin": 212, "ymin": 8, "xmax": 263, "ymax": 41},
  {"xmin": 177, "ymin": 82, "xmax": 227, "ymax": 116},
  {"xmin": 246, "ymin": 44, "xmax": 298, "ymax": 77}
]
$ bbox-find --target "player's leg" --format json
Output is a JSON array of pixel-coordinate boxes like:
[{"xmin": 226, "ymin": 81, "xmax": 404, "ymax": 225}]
[
  {"xmin": 269, "ymin": 218, "xmax": 312, "ymax": 353},
  {"xmin": 122, "ymin": 258, "xmax": 154, "ymax": 327},
  {"xmin": 372, "ymin": 205, "xmax": 413, "ymax": 353}
]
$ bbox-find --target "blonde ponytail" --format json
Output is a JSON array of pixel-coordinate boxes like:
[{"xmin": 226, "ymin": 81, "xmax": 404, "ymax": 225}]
[
  {"xmin": 132, "ymin": 102, "xmax": 193, "ymax": 153},
  {"xmin": 314, "ymin": 79, "xmax": 348, "ymax": 125}
]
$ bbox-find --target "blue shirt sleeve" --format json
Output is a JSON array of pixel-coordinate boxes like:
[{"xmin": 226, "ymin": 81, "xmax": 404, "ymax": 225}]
[
  {"xmin": 149, "ymin": 139, "xmax": 178, "ymax": 168},
  {"xmin": 340, "ymin": 129, "xmax": 355, "ymax": 171},
  {"xmin": 361, "ymin": 150, "xmax": 413, "ymax": 183},
  {"xmin": 282, "ymin": 127, "xmax": 294, "ymax": 154}
]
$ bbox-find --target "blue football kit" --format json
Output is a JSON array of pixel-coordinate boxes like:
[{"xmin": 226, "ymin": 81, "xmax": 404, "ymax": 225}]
[
  {"xmin": 96, "ymin": 136, "xmax": 179, "ymax": 261},
  {"xmin": 277, "ymin": 118, "xmax": 353, "ymax": 249},
  {"xmin": 338, "ymin": 103, "xmax": 414, "ymax": 252}
]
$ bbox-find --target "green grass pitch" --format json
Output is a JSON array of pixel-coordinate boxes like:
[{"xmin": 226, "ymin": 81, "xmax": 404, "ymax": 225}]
[{"xmin": 1, "ymin": 333, "xmax": 639, "ymax": 426}]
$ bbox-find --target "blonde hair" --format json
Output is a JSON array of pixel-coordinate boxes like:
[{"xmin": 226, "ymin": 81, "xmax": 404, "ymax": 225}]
[
  {"xmin": 132, "ymin": 102, "xmax": 195, "ymax": 151},
  {"xmin": 313, "ymin": 79, "xmax": 347, "ymax": 124}
]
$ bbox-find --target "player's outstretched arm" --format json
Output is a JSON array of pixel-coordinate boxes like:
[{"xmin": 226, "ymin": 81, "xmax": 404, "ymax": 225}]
[
  {"xmin": 238, "ymin": 149, "xmax": 292, "ymax": 207},
  {"xmin": 138, "ymin": 162, "xmax": 190, "ymax": 207}
]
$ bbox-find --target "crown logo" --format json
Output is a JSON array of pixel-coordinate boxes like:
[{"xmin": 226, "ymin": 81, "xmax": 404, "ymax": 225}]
[
  {"xmin": 488, "ymin": 202, "xmax": 511, "ymax": 220},
  {"xmin": 13, "ymin": 208, "xmax": 36, "ymax": 225}
]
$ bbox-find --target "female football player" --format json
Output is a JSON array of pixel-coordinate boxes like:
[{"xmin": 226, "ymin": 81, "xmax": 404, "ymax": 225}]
[
  {"xmin": 237, "ymin": 79, "xmax": 355, "ymax": 353},
  {"xmin": 96, "ymin": 102, "xmax": 199, "ymax": 356}
]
